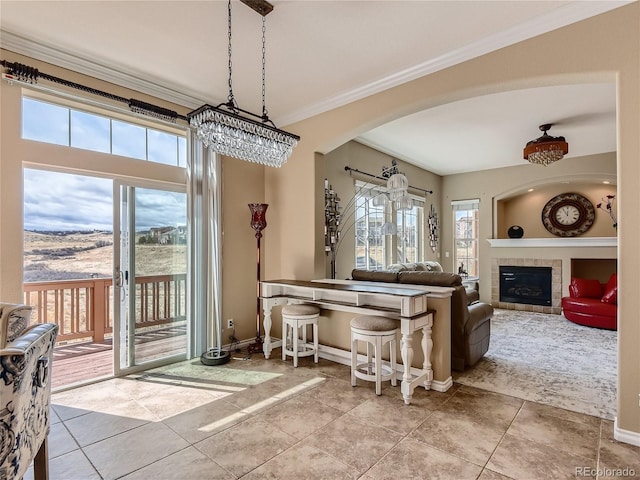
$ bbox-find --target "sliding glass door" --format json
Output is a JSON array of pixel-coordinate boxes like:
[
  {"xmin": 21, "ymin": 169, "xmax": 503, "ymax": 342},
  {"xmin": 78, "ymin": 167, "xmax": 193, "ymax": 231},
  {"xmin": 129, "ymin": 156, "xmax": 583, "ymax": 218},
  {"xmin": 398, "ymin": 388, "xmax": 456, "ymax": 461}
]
[{"xmin": 113, "ymin": 181, "xmax": 188, "ymax": 373}]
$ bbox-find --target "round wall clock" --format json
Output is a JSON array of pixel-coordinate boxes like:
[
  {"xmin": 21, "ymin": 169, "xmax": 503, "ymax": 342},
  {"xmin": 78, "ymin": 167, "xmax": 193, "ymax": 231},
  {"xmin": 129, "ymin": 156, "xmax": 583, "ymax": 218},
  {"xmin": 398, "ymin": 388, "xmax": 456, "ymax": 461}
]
[{"xmin": 541, "ymin": 193, "xmax": 595, "ymax": 237}]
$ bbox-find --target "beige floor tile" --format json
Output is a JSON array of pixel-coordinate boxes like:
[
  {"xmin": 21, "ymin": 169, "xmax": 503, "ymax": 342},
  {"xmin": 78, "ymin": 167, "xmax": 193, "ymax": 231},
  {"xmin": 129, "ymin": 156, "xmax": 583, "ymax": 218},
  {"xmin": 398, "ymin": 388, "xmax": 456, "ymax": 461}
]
[
  {"xmin": 64, "ymin": 403, "xmax": 150, "ymax": 447},
  {"xmin": 51, "ymin": 403, "xmax": 93, "ymax": 422},
  {"xmin": 50, "ymin": 406, "xmax": 61, "ymax": 425},
  {"xmin": 507, "ymin": 407, "xmax": 599, "ymax": 459},
  {"xmin": 163, "ymin": 397, "xmax": 246, "ymax": 443},
  {"xmin": 132, "ymin": 384, "xmax": 223, "ymax": 420},
  {"xmin": 48, "ymin": 421, "xmax": 80, "ymax": 459},
  {"xmin": 52, "ymin": 379, "xmax": 135, "ymax": 411},
  {"xmin": 254, "ymin": 389, "xmax": 343, "ymax": 439},
  {"xmin": 382, "ymin": 381, "xmax": 457, "ymax": 409},
  {"xmin": 242, "ymin": 443, "xmax": 361, "ymax": 480},
  {"xmin": 410, "ymin": 410, "xmax": 506, "ymax": 466},
  {"xmin": 304, "ymin": 414, "xmax": 402, "ymax": 473},
  {"xmin": 438, "ymin": 386, "xmax": 523, "ymax": 430},
  {"xmin": 365, "ymin": 437, "xmax": 482, "ymax": 480},
  {"xmin": 309, "ymin": 377, "xmax": 381, "ymax": 412},
  {"xmin": 521, "ymin": 400, "xmax": 601, "ymax": 428},
  {"xmin": 597, "ymin": 436, "xmax": 640, "ymax": 480},
  {"xmin": 195, "ymin": 416, "xmax": 297, "ymax": 477},
  {"xmin": 120, "ymin": 446, "xmax": 234, "ymax": 480},
  {"xmin": 23, "ymin": 449, "xmax": 100, "ymax": 480},
  {"xmin": 83, "ymin": 422, "xmax": 190, "ymax": 479},
  {"xmin": 477, "ymin": 468, "xmax": 515, "ymax": 480},
  {"xmin": 349, "ymin": 392, "xmax": 435, "ymax": 435},
  {"xmin": 223, "ymin": 373, "xmax": 322, "ymax": 412},
  {"xmin": 486, "ymin": 433, "xmax": 596, "ymax": 479}
]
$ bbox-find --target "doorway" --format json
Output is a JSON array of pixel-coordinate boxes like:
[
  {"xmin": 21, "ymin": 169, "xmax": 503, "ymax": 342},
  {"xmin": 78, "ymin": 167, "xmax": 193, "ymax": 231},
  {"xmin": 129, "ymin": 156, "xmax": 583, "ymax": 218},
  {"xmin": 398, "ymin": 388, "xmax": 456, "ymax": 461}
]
[{"xmin": 23, "ymin": 168, "xmax": 188, "ymax": 389}]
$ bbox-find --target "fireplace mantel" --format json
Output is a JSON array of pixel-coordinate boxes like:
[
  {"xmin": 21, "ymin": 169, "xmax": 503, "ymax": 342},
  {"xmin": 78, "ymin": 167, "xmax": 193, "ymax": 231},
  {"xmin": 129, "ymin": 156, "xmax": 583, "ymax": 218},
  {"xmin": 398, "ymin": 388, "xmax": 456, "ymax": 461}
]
[{"xmin": 487, "ymin": 237, "xmax": 616, "ymax": 248}]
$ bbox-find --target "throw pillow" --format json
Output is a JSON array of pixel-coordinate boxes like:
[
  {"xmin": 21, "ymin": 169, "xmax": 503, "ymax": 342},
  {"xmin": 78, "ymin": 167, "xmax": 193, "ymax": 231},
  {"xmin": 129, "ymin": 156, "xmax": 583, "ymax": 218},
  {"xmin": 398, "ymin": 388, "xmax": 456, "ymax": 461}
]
[
  {"xmin": 601, "ymin": 273, "xmax": 618, "ymax": 304},
  {"xmin": 569, "ymin": 277, "xmax": 603, "ymax": 299}
]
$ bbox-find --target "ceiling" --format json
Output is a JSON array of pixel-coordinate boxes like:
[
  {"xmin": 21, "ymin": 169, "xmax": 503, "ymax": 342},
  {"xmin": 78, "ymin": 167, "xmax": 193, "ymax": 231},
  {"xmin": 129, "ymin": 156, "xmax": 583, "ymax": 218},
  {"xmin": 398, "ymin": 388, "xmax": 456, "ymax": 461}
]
[{"xmin": 0, "ymin": 1, "xmax": 628, "ymax": 175}]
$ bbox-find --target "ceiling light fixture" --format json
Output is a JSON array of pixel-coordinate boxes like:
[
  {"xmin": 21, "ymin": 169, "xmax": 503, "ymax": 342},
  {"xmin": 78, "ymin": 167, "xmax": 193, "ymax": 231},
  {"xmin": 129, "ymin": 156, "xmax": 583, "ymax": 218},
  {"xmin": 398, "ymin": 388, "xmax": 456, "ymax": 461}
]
[
  {"xmin": 187, "ymin": 0, "xmax": 299, "ymax": 168},
  {"xmin": 382, "ymin": 159, "xmax": 409, "ymax": 200},
  {"xmin": 523, "ymin": 124, "xmax": 568, "ymax": 166}
]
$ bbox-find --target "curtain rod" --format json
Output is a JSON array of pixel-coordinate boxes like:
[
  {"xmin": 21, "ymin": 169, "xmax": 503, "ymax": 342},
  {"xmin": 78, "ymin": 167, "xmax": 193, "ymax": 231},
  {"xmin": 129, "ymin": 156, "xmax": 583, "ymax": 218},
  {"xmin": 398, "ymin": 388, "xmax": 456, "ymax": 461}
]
[
  {"xmin": 1, "ymin": 59, "xmax": 186, "ymax": 123},
  {"xmin": 344, "ymin": 166, "xmax": 433, "ymax": 195}
]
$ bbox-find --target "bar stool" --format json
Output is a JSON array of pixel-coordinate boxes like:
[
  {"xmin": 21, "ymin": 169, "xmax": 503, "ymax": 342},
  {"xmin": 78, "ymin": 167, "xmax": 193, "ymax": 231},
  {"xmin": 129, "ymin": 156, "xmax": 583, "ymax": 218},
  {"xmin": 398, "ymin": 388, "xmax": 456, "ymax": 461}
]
[
  {"xmin": 350, "ymin": 315, "xmax": 398, "ymax": 395},
  {"xmin": 282, "ymin": 304, "xmax": 320, "ymax": 367}
]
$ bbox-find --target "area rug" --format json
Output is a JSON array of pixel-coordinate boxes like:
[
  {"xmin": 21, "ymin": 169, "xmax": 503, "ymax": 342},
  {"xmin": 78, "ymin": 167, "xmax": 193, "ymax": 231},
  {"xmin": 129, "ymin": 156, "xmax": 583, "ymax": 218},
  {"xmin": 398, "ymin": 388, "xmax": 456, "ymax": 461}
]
[{"xmin": 453, "ymin": 308, "xmax": 617, "ymax": 420}]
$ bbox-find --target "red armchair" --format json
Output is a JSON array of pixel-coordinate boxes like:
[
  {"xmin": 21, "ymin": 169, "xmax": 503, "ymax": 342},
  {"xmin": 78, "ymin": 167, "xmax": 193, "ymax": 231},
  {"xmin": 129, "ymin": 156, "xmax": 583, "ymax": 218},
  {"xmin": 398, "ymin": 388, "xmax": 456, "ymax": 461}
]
[{"xmin": 561, "ymin": 274, "xmax": 617, "ymax": 330}]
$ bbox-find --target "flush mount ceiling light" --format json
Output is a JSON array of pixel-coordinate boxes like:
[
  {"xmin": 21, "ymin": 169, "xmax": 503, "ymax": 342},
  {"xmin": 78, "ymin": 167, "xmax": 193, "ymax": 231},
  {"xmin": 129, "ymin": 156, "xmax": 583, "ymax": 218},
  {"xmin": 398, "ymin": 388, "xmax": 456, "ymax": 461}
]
[
  {"xmin": 187, "ymin": 0, "xmax": 299, "ymax": 168},
  {"xmin": 523, "ymin": 124, "xmax": 569, "ymax": 166}
]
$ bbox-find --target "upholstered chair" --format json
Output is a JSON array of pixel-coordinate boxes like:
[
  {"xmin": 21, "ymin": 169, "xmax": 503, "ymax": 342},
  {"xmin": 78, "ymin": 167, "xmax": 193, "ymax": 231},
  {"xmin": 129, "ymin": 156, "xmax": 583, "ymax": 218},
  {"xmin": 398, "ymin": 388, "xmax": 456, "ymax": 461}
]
[{"xmin": 0, "ymin": 303, "xmax": 58, "ymax": 480}]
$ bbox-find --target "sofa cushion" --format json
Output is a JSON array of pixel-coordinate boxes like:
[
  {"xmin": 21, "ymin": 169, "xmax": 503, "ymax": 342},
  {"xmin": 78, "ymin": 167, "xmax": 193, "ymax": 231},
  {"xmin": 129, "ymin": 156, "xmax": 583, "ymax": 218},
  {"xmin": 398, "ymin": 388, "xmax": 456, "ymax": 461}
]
[
  {"xmin": 569, "ymin": 277, "xmax": 603, "ymax": 299},
  {"xmin": 398, "ymin": 271, "xmax": 463, "ymax": 287},
  {"xmin": 601, "ymin": 273, "xmax": 617, "ymax": 304},
  {"xmin": 351, "ymin": 269, "xmax": 399, "ymax": 283}
]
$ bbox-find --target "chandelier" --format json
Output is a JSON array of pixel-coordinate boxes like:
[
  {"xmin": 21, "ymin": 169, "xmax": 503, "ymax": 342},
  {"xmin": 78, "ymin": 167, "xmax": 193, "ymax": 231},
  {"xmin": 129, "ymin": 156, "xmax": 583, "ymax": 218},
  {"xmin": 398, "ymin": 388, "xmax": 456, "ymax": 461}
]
[
  {"xmin": 523, "ymin": 124, "xmax": 568, "ymax": 166},
  {"xmin": 187, "ymin": 0, "xmax": 299, "ymax": 168}
]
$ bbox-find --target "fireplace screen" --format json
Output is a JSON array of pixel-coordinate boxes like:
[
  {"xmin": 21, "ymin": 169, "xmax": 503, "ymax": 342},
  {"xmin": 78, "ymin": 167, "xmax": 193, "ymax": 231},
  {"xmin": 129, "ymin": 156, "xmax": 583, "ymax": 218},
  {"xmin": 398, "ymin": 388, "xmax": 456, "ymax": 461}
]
[{"xmin": 499, "ymin": 266, "xmax": 552, "ymax": 306}]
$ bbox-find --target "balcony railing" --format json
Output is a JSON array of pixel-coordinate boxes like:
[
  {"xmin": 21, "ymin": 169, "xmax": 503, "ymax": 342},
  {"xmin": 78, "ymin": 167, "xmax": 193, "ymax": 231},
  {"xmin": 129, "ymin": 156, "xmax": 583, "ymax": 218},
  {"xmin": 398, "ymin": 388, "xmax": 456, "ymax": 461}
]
[{"xmin": 24, "ymin": 274, "xmax": 186, "ymax": 344}]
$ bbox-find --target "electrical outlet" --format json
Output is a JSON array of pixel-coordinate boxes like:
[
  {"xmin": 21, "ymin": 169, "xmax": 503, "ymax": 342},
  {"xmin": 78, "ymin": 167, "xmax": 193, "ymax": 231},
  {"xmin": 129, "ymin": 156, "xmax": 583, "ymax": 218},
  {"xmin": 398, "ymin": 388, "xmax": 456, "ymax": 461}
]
[{"xmin": 227, "ymin": 319, "xmax": 234, "ymax": 329}]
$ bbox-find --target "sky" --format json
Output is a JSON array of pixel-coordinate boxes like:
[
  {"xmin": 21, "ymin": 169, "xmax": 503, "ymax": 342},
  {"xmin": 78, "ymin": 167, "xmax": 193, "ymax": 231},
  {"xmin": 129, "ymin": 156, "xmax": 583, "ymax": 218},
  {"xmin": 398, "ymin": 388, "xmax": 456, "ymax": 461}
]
[
  {"xmin": 24, "ymin": 169, "xmax": 187, "ymax": 232},
  {"xmin": 22, "ymin": 98, "xmax": 186, "ymax": 232}
]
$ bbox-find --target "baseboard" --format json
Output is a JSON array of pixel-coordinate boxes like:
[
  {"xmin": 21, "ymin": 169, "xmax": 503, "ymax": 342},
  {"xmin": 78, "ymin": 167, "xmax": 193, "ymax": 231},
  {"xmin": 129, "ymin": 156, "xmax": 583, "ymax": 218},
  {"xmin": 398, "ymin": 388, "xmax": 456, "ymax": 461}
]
[
  {"xmin": 317, "ymin": 344, "xmax": 453, "ymax": 392},
  {"xmin": 614, "ymin": 417, "xmax": 640, "ymax": 447}
]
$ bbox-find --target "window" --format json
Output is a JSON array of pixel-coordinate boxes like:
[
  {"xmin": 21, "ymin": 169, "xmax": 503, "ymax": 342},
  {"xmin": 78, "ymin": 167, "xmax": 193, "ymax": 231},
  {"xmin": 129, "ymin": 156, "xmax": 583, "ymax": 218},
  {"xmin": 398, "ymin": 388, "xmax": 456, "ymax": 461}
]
[
  {"xmin": 396, "ymin": 202, "xmax": 423, "ymax": 263},
  {"xmin": 21, "ymin": 97, "xmax": 187, "ymax": 167},
  {"xmin": 452, "ymin": 199, "xmax": 480, "ymax": 277},
  {"xmin": 354, "ymin": 186, "xmax": 386, "ymax": 270},
  {"xmin": 353, "ymin": 181, "xmax": 425, "ymax": 269}
]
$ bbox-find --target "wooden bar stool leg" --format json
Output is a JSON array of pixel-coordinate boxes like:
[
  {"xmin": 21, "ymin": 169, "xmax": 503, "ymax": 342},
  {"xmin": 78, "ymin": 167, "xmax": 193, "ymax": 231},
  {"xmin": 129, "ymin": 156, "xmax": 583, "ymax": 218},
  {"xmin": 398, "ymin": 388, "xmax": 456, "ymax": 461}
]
[
  {"xmin": 391, "ymin": 335, "xmax": 397, "ymax": 387},
  {"xmin": 313, "ymin": 323, "xmax": 319, "ymax": 363},
  {"xmin": 375, "ymin": 336, "xmax": 383, "ymax": 395},
  {"xmin": 351, "ymin": 334, "xmax": 357, "ymax": 387},
  {"xmin": 366, "ymin": 342, "xmax": 373, "ymax": 375},
  {"xmin": 282, "ymin": 320, "xmax": 287, "ymax": 361},
  {"xmin": 293, "ymin": 322, "xmax": 299, "ymax": 367}
]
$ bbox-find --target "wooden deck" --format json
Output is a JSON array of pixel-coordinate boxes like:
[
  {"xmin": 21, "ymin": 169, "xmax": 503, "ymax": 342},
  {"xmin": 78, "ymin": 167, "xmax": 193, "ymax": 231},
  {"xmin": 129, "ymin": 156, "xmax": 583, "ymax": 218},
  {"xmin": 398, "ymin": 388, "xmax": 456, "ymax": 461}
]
[{"xmin": 51, "ymin": 326, "xmax": 187, "ymax": 390}]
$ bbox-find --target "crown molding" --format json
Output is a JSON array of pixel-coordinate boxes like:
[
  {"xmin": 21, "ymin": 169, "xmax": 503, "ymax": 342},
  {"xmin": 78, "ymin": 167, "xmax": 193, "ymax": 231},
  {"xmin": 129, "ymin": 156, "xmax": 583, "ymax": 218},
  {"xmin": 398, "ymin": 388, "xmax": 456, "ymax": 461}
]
[
  {"xmin": 0, "ymin": 30, "xmax": 203, "ymax": 110},
  {"xmin": 1, "ymin": 1, "xmax": 630, "ymax": 125},
  {"xmin": 278, "ymin": 1, "xmax": 631, "ymax": 126}
]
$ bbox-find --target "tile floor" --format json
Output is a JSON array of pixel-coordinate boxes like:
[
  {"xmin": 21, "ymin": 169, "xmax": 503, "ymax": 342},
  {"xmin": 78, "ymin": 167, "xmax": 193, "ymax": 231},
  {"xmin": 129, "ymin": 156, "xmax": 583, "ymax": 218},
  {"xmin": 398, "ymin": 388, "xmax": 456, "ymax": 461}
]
[{"xmin": 26, "ymin": 354, "xmax": 640, "ymax": 480}]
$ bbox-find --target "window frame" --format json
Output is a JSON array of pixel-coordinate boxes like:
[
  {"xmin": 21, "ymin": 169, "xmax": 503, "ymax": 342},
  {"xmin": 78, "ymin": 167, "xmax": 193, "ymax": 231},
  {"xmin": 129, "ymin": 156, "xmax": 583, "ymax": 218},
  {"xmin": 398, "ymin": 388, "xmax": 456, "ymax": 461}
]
[{"xmin": 452, "ymin": 199, "xmax": 480, "ymax": 278}]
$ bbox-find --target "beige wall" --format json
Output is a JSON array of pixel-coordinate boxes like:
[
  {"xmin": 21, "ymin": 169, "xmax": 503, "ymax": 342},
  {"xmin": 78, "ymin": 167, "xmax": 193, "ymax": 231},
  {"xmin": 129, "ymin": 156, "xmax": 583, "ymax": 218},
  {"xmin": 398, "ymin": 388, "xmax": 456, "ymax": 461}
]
[
  {"xmin": 266, "ymin": 5, "xmax": 639, "ymax": 435},
  {"xmin": 1, "ymin": 3, "xmax": 639, "ymax": 438},
  {"xmin": 442, "ymin": 153, "xmax": 618, "ymax": 301},
  {"xmin": 500, "ymin": 182, "xmax": 617, "ymax": 239}
]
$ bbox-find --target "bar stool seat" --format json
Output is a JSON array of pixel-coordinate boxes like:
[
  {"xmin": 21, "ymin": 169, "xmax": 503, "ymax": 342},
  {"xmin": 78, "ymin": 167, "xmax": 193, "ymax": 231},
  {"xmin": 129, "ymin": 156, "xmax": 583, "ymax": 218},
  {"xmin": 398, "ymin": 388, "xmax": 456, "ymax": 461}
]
[
  {"xmin": 350, "ymin": 315, "xmax": 398, "ymax": 395},
  {"xmin": 282, "ymin": 304, "xmax": 320, "ymax": 367}
]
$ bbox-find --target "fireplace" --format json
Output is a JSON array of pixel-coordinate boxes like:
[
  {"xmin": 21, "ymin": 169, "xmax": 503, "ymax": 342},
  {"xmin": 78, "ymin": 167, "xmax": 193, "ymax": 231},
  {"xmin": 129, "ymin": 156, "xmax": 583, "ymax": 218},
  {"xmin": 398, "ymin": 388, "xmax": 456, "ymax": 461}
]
[{"xmin": 499, "ymin": 266, "xmax": 552, "ymax": 306}]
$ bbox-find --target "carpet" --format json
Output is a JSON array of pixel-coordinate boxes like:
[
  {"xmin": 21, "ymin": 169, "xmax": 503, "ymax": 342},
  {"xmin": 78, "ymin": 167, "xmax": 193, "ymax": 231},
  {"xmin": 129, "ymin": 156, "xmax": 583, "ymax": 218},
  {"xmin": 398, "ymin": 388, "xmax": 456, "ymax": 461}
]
[{"xmin": 453, "ymin": 308, "xmax": 617, "ymax": 420}]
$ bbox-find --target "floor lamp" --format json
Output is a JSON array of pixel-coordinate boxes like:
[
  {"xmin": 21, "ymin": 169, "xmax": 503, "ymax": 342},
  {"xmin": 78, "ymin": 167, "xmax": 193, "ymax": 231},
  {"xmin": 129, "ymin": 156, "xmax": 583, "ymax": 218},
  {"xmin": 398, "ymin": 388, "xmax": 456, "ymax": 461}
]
[{"xmin": 248, "ymin": 203, "xmax": 268, "ymax": 354}]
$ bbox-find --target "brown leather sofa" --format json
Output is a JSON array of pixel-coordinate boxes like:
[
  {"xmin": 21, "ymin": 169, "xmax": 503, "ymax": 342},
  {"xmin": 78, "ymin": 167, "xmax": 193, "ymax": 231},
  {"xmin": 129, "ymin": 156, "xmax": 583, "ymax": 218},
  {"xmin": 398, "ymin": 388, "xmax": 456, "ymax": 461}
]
[{"xmin": 351, "ymin": 269, "xmax": 493, "ymax": 371}]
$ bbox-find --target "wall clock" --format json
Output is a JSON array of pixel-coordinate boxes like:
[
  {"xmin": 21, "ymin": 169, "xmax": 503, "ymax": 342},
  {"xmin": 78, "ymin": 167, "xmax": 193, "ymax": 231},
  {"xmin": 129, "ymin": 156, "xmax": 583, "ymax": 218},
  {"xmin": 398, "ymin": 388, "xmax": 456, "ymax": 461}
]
[{"xmin": 541, "ymin": 193, "xmax": 595, "ymax": 237}]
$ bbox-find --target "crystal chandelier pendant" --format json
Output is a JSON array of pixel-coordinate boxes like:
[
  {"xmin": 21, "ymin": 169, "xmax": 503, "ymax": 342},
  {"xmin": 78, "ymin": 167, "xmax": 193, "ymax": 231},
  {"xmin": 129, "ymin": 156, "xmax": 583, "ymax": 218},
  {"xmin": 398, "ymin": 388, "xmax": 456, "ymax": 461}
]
[
  {"xmin": 189, "ymin": 104, "xmax": 299, "ymax": 167},
  {"xmin": 187, "ymin": 0, "xmax": 299, "ymax": 168}
]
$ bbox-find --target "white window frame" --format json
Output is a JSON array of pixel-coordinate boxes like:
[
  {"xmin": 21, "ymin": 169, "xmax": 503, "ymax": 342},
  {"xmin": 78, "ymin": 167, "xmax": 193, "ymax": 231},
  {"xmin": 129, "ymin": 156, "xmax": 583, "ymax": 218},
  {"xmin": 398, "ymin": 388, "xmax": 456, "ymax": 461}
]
[
  {"xmin": 354, "ymin": 181, "xmax": 426, "ymax": 269},
  {"xmin": 452, "ymin": 199, "xmax": 480, "ymax": 278}
]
